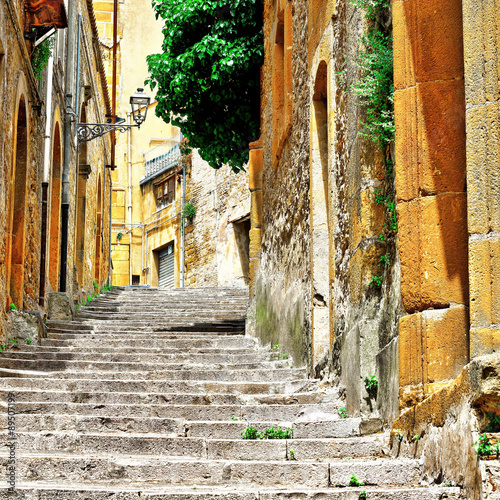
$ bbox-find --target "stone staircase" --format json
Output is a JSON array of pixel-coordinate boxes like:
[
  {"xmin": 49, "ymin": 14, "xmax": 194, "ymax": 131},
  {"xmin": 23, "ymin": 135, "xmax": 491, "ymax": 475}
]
[{"xmin": 0, "ymin": 287, "xmax": 462, "ymax": 498}]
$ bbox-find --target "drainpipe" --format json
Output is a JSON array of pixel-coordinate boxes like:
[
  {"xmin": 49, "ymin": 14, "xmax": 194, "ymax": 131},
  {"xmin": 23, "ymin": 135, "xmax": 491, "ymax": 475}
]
[
  {"xmin": 60, "ymin": 2, "xmax": 77, "ymax": 292},
  {"xmin": 108, "ymin": 170, "xmax": 113, "ymax": 285},
  {"xmin": 179, "ymin": 134, "xmax": 185, "ymax": 288},
  {"xmin": 180, "ymin": 164, "xmax": 185, "ymax": 288},
  {"xmin": 127, "ymin": 112, "xmax": 132, "ymax": 286},
  {"xmin": 39, "ymin": 46, "xmax": 55, "ymax": 305}
]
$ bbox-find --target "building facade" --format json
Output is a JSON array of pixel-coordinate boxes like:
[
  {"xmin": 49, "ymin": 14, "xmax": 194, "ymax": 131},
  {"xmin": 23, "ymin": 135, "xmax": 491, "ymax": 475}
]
[
  {"xmin": 94, "ymin": 0, "xmax": 250, "ymax": 290},
  {"xmin": 248, "ymin": 0, "xmax": 500, "ymax": 495},
  {"xmin": 0, "ymin": 0, "xmax": 112, "ymax": 341}
]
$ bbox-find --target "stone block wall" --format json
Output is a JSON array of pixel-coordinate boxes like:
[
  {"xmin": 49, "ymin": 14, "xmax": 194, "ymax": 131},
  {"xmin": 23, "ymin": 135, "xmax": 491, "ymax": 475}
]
[
  {"xmin": 0, "ymin": 0, "xmax": 111, "ymax": 340},
  {"xmin": 249, "ymin": 0, "xmax": 402, "ymax": 423},
  {"xmin": 394, "ymin": 0, "xmax": 469, "ymax": 408},
  {"xmin": 184, "ymin": 151, "xmax": 250, "ymax": 288}
]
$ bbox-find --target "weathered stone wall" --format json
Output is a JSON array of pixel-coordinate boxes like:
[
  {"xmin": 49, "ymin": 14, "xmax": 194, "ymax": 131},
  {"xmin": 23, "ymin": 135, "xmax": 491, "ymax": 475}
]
[
  {"xmin": 0, "ymin": 0, "xmax": 45, "ymax": 340},
  {"xmin": 184, "ymin": 151, "xmax": 250, "ymax": 288},
  {"xmin": 249, "ymin": 0, "xmax": 402, "ymax": 423},
  {"xmin": 0, "ymin": 0, "xmax": 111, "ymax": 341}
]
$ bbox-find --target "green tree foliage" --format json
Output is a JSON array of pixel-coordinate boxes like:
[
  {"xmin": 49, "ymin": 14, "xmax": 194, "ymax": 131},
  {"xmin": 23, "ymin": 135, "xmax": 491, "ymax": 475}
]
[{"xmin": 146, "ymin": 0, "xmax": 263, "ymax": 172}]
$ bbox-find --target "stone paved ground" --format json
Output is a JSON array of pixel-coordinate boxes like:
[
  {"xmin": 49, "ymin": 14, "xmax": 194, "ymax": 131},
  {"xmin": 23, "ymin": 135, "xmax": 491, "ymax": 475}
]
[{"xmin": 0, "ymin": 287, "xmax": 463, "ymax": 498}]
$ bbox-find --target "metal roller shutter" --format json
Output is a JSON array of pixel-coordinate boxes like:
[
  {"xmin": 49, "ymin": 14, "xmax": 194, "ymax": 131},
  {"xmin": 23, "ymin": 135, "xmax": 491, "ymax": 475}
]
[{"xmin": 158, "ymin": 243, "xmax": 175, "ymax": 288}]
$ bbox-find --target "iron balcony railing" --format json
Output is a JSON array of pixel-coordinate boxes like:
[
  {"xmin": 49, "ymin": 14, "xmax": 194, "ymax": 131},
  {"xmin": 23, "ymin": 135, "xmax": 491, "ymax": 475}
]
[{"xmin": 143, "ymin": 142, "xmax": 181, "ymax": 180}]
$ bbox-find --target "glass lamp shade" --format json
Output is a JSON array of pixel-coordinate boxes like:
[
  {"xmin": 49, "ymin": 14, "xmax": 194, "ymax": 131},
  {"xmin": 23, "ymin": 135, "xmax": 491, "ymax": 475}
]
[{"xmin": 130, "ymin": 88, "xmax": 151, "ymax": 126}]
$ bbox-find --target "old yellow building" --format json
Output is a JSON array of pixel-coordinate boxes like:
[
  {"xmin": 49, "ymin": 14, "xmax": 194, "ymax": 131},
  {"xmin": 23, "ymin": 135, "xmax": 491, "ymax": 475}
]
[
  {"xmin": 0, "ymin": 0, "xmax": 112, "ymax": 341},
  {"xmin": 249, "ymin": 0, "xmax": 500, "ymax": 496},
  {"xmin": 94, "ymin": 0, "xmax": 250, "ymax": 290}
]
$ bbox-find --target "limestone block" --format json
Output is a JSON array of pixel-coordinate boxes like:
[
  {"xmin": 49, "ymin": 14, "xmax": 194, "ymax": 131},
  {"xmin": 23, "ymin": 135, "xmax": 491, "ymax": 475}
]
[
  {"xmin": 349, "ymin": 188, "xmax": 385, "ymax": 251},
  {"xmin": 395, "ymin": 80, "xmax": 466, "ymax": 202},
  {"xmin": 376, "ymin": 338, "xmax": 399, "ymax": 425},
  {"xmin": 470, "ymin": 327, "xmax": 500, "ymax": 358},
  {"xmin": 6, "ymin": 311, "xmax": 44, "ymax": 343},
  {"xmin": 251, "ymin": 190, "xmax": 263, "ymax": 228},
  {"xmin": 248, "ymin": 148, "xmax": 263, "ymax": 192},
  {"xmin": 469, "ymin": 235, "xmax": 500, "ymax": 330},
  {"xmin": 399, "ymin": 306, "xmax": 469, "ymax": 388},
  {"xmin": 340, "ymin": 325, "xmax": 361, "ymax": 416},
  {"xmin": 393, "ymin": 0, "xmax": 464, "ymax": 91},
  {"xmin": 399, "ymin": 313, "xmax": 424, "ymax": 388},
  {"xmin": 249, "ymin": 228, "xmax": 262, "ymax": 259},
  {"xmin": 47, "ymin": 292, "xmax": 75, "ymax": 321},
  {"xmin": 466, "ymin": 102, "xmax": 500, "ymax": 234},
  {"xmin": 349, "ymin": 242, "xmax": 385, "ymax": 305},
  {"xmin": 462, "ymin": 0, "xmax": 500, "ymax": 106},
  {"xmin": 398, "ymin": 193, "xmax": 469, "ymax": 313}
]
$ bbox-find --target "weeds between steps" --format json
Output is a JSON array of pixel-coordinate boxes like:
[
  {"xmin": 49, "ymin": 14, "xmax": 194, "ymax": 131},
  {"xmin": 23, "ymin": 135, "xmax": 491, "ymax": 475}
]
[{"xmin": 241, "ymin": 425, "xmax": 293, "ymax": 440}]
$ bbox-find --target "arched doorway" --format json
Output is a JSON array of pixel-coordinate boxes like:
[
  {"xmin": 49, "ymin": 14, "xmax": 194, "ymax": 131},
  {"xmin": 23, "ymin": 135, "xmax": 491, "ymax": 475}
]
[
  {"xmin": 310, "ymin": 61, "xmax": 331, "ymax": 371},
  {"xmin": 9, "ymin": 96, "xmax": 28, "ymax": 309},
  {"xmin": 48, "ymin": 122, "xmax": 62, "ymax": 291}
]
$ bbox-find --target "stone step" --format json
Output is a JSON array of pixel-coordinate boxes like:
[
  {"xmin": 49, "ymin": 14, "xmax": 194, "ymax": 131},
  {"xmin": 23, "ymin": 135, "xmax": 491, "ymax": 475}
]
[
  {"xmin": 40, "ymin": 337, "xmax": 256, "ymax": 349},
  {"xmin": 0, "ymin": 389, "xmax": 325, "ymax": 406},
  {"xmin": 47, "ymin": 328, "xmax": 243, "ymax": 336},
  {"xmin": 0, "ymin": 455, "xmax": 421, "ymax": 488},
  {"xmin": 7, "ymin": 345, "xmax": 266, "ymax": 355},
  {"xmin": 0, "ymin": 377, "xmax": 313, "ymax": 395},
  {"xmin": 0, "ymin": 486, "xmax": 463, "ymax": 499},
  {"xmin": 0, "ymin": 358, "xmax": 292, "ymax": 372},
  {"xmin": 0, "ymin": 367, "xmax": 305, "ymax": 382},
  {"xmin": 1, "ymin": 432, "xmax": 385, "ymax": 460},
  {"xmin": 186, "ymin": 419, "xmax": 362, "ymax": 439},
  {"xmin": 0, "ymin": 402, "xmax": 339, "ymax": 420},
  {"xmin": 0, "ymin": 350, "xmax": 277, "ymax": 364},
  {"xmin": 45, "ymin": 332, "xmax": 249, "ymax": 340}
]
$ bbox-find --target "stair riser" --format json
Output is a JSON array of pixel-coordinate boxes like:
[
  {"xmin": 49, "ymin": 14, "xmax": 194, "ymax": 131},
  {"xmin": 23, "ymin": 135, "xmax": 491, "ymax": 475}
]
[
  {"xmin": 0, "ymin": 360, "xmax": 293, "ymax": 372},
  {"xmin": 40, "ymin": 338, "xmax": 255, "ymax": 348},
  {"xmin": 0, "ymin": 352, "xmax": 276, "ymax": 364},
  {"xmin": 0, "ymin": 403, "xmax": 338, "ymax": 421},
  {"xmin": 0, "ymin": 458, "xmax": 420, "ymax": 488},
  {"xmin": 0, "ymin": 379, "xmax": 309, "ymax": 395},
  {"xmin": 0, "ymin": 489, "xmax": 463, "ymax": 500}
]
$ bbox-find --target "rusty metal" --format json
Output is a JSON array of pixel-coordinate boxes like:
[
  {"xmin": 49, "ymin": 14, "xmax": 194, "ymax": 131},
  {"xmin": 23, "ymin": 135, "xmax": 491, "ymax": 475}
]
[{"xmin": 24, "ymin": 0, "xmax": 67, "ymax": 29}]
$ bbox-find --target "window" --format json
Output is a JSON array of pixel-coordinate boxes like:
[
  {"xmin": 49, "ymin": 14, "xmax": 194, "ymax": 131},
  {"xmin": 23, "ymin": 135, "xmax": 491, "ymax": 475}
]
[
  {"xmin": 156, "ymin": 176, "xmax": 175, "ymax": 209},
  {"xmin": 132, "ymin": 275, "xmax": 140, "ymax": 285}
]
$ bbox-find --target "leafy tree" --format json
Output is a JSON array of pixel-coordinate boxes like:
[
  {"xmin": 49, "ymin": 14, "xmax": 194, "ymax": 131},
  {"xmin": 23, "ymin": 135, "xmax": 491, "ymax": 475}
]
[{"xmin": 146, "ymin": 0, "xmax": 263, "ymax": 173}]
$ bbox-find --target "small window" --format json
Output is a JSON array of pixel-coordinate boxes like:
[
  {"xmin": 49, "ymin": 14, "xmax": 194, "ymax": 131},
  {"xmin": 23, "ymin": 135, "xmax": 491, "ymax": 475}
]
[
  {"xmin": 132, "ymin": 275, "xmax": 140, "ymax": 285},
  {"xmin": 156, "ymin": 176, "xmax": 175, "ymax": 209}
]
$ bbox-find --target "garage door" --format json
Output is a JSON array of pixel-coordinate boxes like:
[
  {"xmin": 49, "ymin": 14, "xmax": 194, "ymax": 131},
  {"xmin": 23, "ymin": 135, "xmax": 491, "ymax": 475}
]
[{"xmin": 158, "ymin": 243, "xmax": 175, "ymax": 288}]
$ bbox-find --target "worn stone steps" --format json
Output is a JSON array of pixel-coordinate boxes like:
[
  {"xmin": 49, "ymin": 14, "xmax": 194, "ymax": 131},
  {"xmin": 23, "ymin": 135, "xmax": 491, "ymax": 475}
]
[
  {"xmin": 0, "ymin": 350, "xmax": 277, "ymax": 364},
  {"xmin": 0, "ymin": 358, "xmax": 292, "ymax": 372},
  {"xmin": 0, "ymin": 377, "xmax": 311, "ymax": 394},
  {"xmin": 0, "ymin": 402, "xmax": 339, "ymax": 420},
  {"xmin": 0, "ymin": 486, "xmax": 463, "ymax": 499},
  {"xmin": 0, "ymin": 367, "xmax": 305, "ymax": 381},
  {"xmin": 0, "ymin": 287, "xmax": 464, "ymax": 498},
  {"xmin": 0, "ymin": 455, "xmax": 421, "ymax": 488},
  {"xmin": 39, "ymin": 337, "xmax": 256, "ymax": 348},
  {"xmin": 0, "ymin": 432, "xmax": 386, "ymax": 460}
]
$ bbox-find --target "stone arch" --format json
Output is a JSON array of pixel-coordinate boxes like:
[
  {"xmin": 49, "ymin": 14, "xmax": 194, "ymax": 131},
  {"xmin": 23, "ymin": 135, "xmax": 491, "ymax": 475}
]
[
  {"xmin": 94, "ymin": 174, "xmax": 102, "ymax": 283},
  {"xmin": 9, "ymin": 94, "xmax": 29, "ymax": 309},
  {"xmin": 48, "ymin": 119, "xmax": 62, "ymax": 291},
  {"xmin": 310, "ymin": 60, "xmax": 331, "ymax": 371}
]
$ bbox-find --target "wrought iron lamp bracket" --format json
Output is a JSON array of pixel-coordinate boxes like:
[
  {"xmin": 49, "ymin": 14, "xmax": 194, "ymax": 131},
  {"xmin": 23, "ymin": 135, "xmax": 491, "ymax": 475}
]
[{"xmin": 77, "ymin": 123, "xmax": 139, "ymax": 143}]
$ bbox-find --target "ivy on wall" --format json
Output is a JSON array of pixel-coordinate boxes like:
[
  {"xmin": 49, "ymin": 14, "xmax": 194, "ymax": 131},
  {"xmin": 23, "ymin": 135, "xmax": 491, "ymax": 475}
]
[
  {"xmin": 31, "ymin": 37, "xmax": 54, "ymax": 81},
  {"xmin": 351, "ymin": 0, "xmax": 395, "ymax": 289},
  {"xmin": 146, "ymin": 0, "xmax": 264, "ymax": 173}
]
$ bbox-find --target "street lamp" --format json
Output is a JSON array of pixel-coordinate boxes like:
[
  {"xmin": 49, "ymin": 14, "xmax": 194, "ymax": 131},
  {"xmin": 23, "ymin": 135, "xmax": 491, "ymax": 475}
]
[{"xmin": 77, "ymin": 88, "xmax": 151, "ymax": 142}]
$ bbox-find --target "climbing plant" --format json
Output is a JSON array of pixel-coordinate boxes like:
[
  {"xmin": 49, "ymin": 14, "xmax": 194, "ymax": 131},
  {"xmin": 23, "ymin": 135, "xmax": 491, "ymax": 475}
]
[
  {"xmin": 31, "ymin": 37, "xmax": 54, "ymax": 81},
  {"xmin": 351, "ymin": 0, "xmax": 395, "ymax": 289},
  {"xmin": 145, "ymin": 0, "xmax": 264, "ymax": 173}
]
